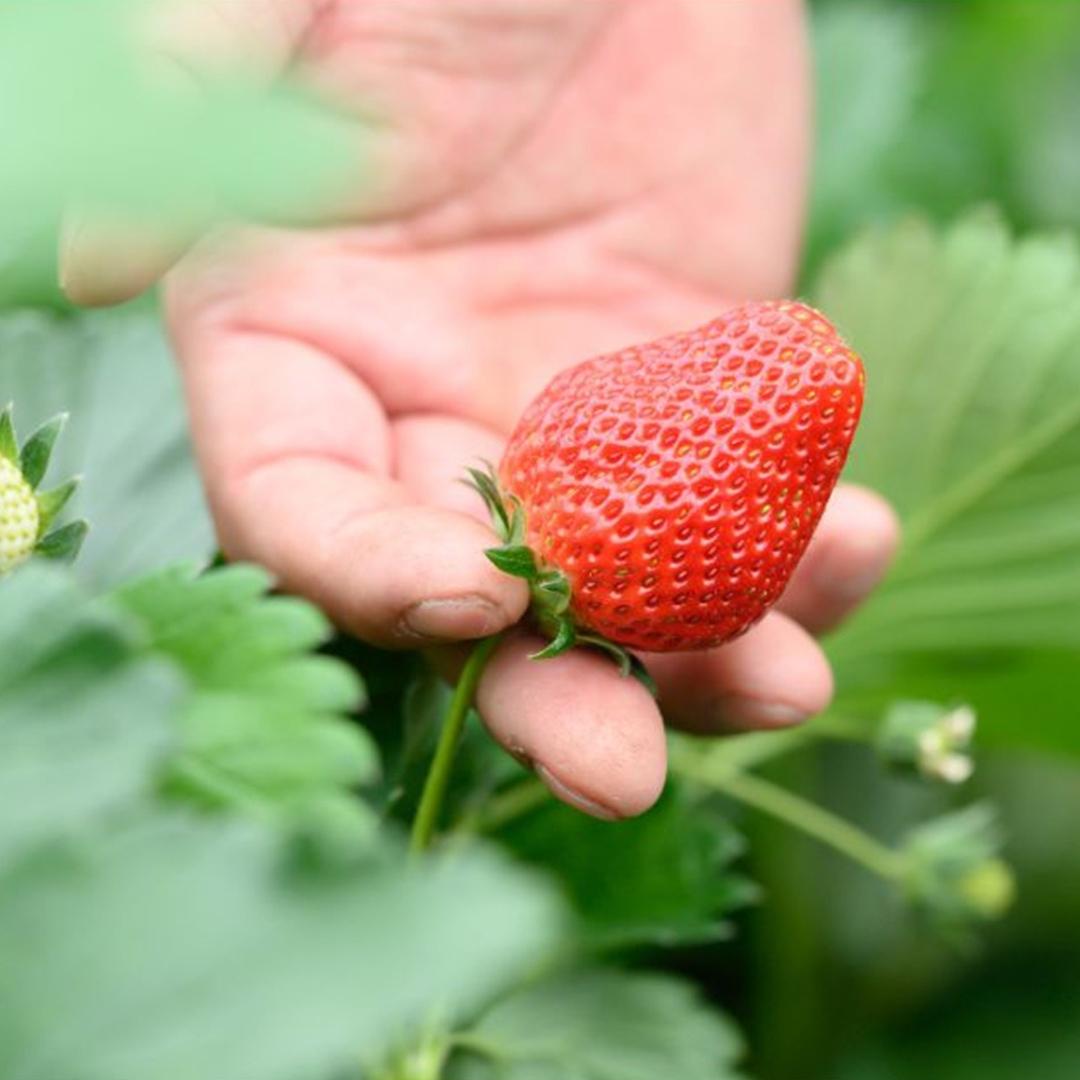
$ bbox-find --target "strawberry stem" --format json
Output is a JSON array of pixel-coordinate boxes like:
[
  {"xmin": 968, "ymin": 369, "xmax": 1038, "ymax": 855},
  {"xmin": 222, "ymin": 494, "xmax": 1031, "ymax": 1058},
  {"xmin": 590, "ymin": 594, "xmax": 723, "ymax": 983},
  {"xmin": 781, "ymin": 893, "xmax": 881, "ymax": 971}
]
[
  {"xmin": 672, "ymin": 746, "xmax": 906, "ymax": 883},
  {"xmin": 409, "ymin": 633, "xmax": 502, "ymax": 855}
]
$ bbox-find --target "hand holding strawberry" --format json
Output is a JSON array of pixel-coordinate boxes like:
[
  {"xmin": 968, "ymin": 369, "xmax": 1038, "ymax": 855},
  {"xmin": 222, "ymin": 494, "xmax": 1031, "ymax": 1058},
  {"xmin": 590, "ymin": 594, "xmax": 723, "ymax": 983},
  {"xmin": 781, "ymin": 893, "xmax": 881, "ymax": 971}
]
[{"xmin": 69, "ymin": 0, "xmax": 898, "ymax": 821}]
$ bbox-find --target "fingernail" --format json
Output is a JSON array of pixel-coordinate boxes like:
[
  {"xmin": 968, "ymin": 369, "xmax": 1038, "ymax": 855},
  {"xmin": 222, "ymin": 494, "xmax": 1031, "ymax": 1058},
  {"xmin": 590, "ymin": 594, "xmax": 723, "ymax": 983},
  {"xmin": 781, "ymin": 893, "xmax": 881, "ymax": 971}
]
[
  {"xmin": 402, "ymin": 595, "xmax": 504, "ymax": 641},
  {"xmin": 715, "ymin": 696, "xmax": 808, "ymax": 731},
  {"xmin": 535, "ymin": 764, "xmax": 620, "ymax": 821}
]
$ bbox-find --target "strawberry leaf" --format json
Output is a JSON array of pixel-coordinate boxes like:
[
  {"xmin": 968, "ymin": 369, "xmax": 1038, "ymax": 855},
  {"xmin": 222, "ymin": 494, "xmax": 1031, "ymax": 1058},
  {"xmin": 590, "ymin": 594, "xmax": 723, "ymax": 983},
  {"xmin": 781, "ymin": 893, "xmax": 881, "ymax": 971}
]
[
  {"xmin": 813, "ymin": 212, "xmax": 1080, "ymax": 755},
  {"xmin": 0, "ymin": 563, "xmax": 562, "ymax": 1080},
  {"xmin": 0, "ymin": 563, "xmax": 178, "ymax": 867},
  {"xmin": 448, "ymin": 968, "xmax": 747, "ymax": 1080},
  {"xmin": 111, "ymin": 563, "xmax": 375, "ymax": 842},
  {"xmin": 0, "ymin": 814, "xmax": 560, "ymax": 1080},
  {"xmin": 496, "ymin": 781, "xmax": 753, "ymax": 949}
]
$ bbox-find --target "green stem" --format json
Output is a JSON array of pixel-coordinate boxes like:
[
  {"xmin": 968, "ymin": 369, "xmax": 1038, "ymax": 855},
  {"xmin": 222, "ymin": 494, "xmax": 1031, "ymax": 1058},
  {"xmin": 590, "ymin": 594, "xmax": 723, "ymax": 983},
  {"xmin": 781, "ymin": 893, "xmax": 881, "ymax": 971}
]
[
  {"xmin": 666, "ymin": 713, "xmax": 873, "ymax": 780},
  {"xmin": 474, "ymin": 776, "xmax": 549, "ymax": 834},
  {"xmin": 409, "ymin": 634, "xmax": 502, "ymax": 855},
  {"xmin": 676, "ymin": 759, "xmax": 906, "ymax": 883}
]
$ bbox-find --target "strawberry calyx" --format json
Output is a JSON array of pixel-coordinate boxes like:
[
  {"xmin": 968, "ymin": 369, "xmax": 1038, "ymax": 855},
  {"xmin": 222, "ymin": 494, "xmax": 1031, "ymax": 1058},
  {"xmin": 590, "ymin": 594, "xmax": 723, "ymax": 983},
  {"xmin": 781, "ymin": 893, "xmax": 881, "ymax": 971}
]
[
  {"xmin": 0, "ymin": 403, "xmax": 88, "ymax": 576},
  {"xmin": 466, "ymin": 463, "xmax": 654, "ymax": 689}
]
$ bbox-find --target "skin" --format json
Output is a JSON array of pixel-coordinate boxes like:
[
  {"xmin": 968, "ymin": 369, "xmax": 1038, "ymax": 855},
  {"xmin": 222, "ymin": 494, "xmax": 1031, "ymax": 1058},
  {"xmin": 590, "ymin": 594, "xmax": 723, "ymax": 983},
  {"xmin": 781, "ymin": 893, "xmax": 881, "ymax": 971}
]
[{"xmin": 63, "ymin": 0, "xmax": 900, "ymax": 821}]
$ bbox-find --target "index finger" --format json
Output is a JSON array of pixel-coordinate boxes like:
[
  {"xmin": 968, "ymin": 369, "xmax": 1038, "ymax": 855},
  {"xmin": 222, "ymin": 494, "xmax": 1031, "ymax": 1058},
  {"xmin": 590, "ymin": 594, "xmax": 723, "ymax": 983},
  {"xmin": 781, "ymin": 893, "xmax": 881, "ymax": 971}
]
[{"xmin": 168, "ymin": 302, "xmax": 528, "ymax": 646}]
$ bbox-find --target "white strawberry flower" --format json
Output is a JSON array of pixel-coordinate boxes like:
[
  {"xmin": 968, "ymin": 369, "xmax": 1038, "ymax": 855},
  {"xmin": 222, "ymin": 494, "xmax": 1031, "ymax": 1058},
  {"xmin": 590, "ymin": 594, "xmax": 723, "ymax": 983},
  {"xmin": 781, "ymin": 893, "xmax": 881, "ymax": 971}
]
[
  {"xmin": 879, "ymin": 701, "xmax": 977, "ymax": 785},
  {"xmin": 916, "ymin": 704, "xmax": 977, "ymax": 784}
]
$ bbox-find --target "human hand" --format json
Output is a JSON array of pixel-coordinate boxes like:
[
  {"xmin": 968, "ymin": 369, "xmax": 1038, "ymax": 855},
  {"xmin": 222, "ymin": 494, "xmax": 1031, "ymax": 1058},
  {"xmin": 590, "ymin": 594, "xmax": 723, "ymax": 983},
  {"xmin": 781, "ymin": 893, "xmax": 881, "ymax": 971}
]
[{"xmin": 65, "ymin": 0, "xmax": 899, "ymax": 820}]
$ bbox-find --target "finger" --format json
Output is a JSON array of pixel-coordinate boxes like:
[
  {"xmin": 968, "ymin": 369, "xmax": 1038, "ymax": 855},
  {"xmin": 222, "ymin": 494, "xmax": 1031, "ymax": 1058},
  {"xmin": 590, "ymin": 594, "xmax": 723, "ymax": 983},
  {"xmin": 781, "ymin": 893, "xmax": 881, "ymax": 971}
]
[
  {"xmin": 476, "ymin": 632, "xmax": 667, "ymax": 820},
  {"xmin": 646, "ymin": 611, "xmax": 833, "ymax": 735},
  {"xmin": 59, "ymin": 212, "xmax": 199, "ymax": 308},
  {"xmin": 393, "ymin": 414, "xmax": 507, "ymax": 522},
  {"xmin": 777, "ymin": 484, "xmax": 901, "ymax": 635},
  {"xmin": 171, "ymin": 317, "xmax": 528, "ymax": 645}
]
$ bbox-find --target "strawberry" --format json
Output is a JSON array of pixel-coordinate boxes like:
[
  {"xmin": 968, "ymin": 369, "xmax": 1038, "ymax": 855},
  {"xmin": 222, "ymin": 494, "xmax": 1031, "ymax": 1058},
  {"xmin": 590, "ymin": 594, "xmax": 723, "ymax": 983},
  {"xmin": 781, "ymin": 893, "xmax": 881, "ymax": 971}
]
[
  {"xmin": 471, "ymin": 301, "xmax": 864, "ymax": 662},
  {"xmin": 0, "ymin": 404, "xmax": 87, "ymax": 575}
]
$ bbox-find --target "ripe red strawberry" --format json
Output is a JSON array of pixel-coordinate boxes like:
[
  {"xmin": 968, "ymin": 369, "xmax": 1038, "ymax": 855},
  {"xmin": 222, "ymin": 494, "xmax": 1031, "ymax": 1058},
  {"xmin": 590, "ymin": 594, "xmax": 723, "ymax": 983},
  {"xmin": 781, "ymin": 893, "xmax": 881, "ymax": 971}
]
[{"xmin": 471, "ymin": 300, "xmax": 864, "ymax": 660}]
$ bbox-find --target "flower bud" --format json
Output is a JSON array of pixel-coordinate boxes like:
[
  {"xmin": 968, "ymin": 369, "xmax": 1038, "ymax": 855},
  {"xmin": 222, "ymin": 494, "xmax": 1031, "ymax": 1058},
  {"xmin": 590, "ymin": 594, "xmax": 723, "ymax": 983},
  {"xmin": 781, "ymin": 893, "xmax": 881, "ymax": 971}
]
[
  {"xmin": 902, "ymin": 804, "xmax": 1015, "ymax": 938},
  {"xmin": 879, "ymin": 700, "xmax": 976, "ymax": 784}
]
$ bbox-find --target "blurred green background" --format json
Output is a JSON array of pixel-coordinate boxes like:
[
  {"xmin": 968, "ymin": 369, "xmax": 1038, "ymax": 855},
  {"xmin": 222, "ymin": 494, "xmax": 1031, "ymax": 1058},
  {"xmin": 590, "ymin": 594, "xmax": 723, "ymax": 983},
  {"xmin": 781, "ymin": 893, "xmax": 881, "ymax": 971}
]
[{"xmin": 807, "ymin": 0, "xmax": 1080, "ymax": 277}]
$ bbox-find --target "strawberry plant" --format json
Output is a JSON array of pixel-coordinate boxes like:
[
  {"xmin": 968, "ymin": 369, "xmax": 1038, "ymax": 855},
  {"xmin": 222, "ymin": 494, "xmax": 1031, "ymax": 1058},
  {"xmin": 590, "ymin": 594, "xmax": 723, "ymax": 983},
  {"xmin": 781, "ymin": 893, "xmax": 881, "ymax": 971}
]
[
  {"xmin": 2, "ymin": 6, "xmax": 1079, "ymax": 1074},
  {"xmin": 6, "ymin": 211, "xmax": 1064, "ymax": 1078}
]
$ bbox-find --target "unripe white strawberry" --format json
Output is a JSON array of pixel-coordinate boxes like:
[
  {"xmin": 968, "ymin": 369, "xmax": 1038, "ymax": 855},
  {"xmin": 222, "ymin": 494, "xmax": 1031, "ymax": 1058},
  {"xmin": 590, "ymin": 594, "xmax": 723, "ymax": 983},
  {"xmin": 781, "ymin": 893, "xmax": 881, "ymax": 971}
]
[
  {"xmin": 0, "ymin": 455, "xmax": 40, "ymax": 573},
  {"xmin": 0, "ymin": 404, "xmax": 87, "ymax": 576}
]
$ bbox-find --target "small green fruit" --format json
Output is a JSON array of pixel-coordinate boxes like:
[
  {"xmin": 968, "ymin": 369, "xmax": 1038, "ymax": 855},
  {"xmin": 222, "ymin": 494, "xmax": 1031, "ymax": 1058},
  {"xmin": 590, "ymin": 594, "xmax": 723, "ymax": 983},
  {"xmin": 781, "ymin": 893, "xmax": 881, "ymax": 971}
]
[
  {"xmin": 0, "ymin": 404, "xmax": 87, "ymax": 575},
  {"xmin": 0, "ymin": 455, "xmax": 41, "ymax": 573}
]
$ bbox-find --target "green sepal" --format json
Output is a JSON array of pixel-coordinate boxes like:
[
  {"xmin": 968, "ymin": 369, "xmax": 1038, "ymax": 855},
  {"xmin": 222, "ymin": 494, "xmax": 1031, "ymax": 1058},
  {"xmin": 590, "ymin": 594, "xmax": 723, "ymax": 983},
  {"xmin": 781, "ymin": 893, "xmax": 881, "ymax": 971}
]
[
  {"xmin": 35, "ymin": 476, "xmax": 81, "ymax": 533},
  {"xmin": 535, "ymin": 571, "xmax": 571, "ymax": 617},
  {"xmin": 36, "ymin": 519, "xmax": 89, "ymax": 562},
  {"xmin": 0, "ymin": 403, "xmax": 17, "ymax": 463},
  {"xmin": 19, "ymin": 413, "xmax": 67, "ymax": 489},
  {"xmin": 485, "ymin": 544, "xmax": 538, "ymax": 579},
  {"xmin": 531, "ymin": 618, "xmax": 577, "ymax": 660},
  {"xmin": 464, "ymin": 460, "xmax": 654, "ymax": 694},
  {"xmin": 465, "ymin": 463, "xmax": 513, "ymax": 539},
  {"xmin": 628, "ymin": 655, "xmax": 658, "ymax": 696}
]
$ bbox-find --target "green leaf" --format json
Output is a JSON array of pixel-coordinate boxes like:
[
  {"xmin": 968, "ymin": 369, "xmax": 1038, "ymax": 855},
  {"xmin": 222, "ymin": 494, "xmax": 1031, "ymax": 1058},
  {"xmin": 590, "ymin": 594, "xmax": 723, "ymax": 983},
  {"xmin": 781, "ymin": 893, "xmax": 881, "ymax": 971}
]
[
  {"xmin": 0, "ymin": 815, "xmax": 561, "ymax": 1080},
  {"xmin": 35, "ymin": 519, "xmax": 88, "ymax": 561},
  {"xmin": 448, "ymin": 968, "xmax": 747, "ymax": 1080},
  {"xmin": 0, "ymin": 563, "xmax": 179, "ymax": 866},
  {"xmin": 0, "ymin": 309, "xmax": 214, "ymax": 584},
  {"xmin": 499, "ymin": 782, "xmax": 752, "ymax": 948},
  {"xmin": 806, "ymin": 1, "xmax": 1080, "ymax": 280},
  {"xmin": 807, "ymin": 1, "xmax": 927, "ymax": 273},
  {"xmin": 17, "ymin": 412, "xmax": 65, "ymax": 489},
  {"xmin": 813, "ymin": 213, "xmax": 1080, "ymax": 752},
  {"xmin": 112, "ymin": 563, "xmax": 374, "ymax": 838},
  {"xmin": 0, "ymin": 567, "xmax": 561, "ymax": 1080}
]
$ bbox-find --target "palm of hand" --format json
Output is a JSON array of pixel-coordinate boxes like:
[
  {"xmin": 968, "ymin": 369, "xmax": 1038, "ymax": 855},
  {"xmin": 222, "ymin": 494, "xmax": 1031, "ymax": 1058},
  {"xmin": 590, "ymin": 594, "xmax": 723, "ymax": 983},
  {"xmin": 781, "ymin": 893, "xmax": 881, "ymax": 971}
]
[{"xmin": 165, "ymin": 0, "xmax": 895, "ymax": 819}]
